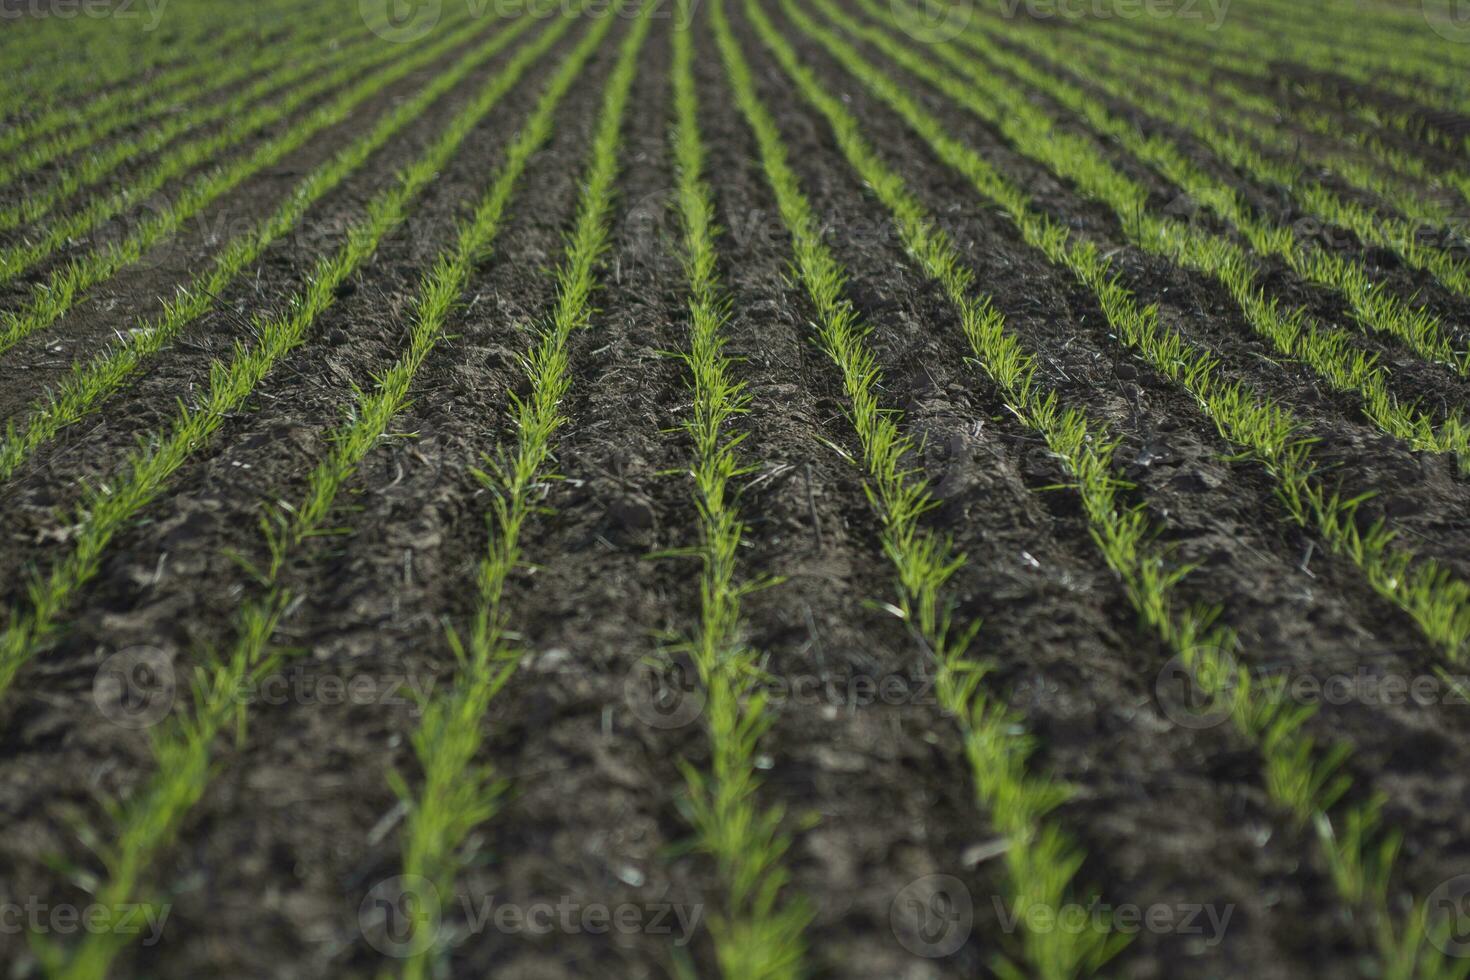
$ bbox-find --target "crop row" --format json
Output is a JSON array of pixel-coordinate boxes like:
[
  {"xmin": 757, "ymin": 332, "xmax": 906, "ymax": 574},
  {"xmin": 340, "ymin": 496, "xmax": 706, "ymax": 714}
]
[
  {"xmin": 0, "ymin": 6, "xmax": 533, "ymax": 484},
  {"xmin": 998, "ymin": 19, "xmax": 1470, "ymax": 302},
  {"xmin": 0, "ymin": 6, "xmax": 507, "ymax": 357},
  {"xmin": 1121, "ymin": 0, "xmax": 1470, "ymax": 146},
  {"xmin": 665, "ymin": 2, "xmax": 811, "ymax": 974},
  {"xmin": 24, "ymin": 5, "xmax": 595, "ymax": 977},
  {"xmin": 0, "ymin": 4, "xmax": 490, "ymax": 288},
  {"xmin": 752, "ymin": 0, "xmax": 1468, "ymax": 973},
  {"xmin": 0, "ymin": 0, "xmax": 325, "ymax": 147},
  {"xmin": 821, "ymin": 0, "xmax": 1470, "ymax": 664},
  {"xmin": 0, "ymin": 6, "xmax": 377, "ymax": 231},
  {"xmin": 6, "ymin": 0, "xmax": 1470, "ymax": 975}
]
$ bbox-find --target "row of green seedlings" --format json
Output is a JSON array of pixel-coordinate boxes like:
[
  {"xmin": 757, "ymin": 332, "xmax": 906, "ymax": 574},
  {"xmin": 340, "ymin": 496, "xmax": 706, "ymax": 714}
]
[
  {"xmin": 0, "ymin": 1, "xmax": 483, "ymax": 286},
  {"xmin": 1273, "ymin": 0, "xmax": 1470, "ymax": 57},
  {"xmin": 823, "ymin": 0, "xmax": 1470, "ymax": 666},
  {"xmin": 0, "ymin": 3, "xmax": 374, "ymax": 230},
  {"xmin": 946, "ymin": 6, "xmax": 1470, "ymax": 326},
  {"xmin": 0, "ymin": 0, "xmax": 324, "ymax": 154},
  {"xmin": 0, "ymin": 0, "xmax": 305, "ymax": 93},
  {"xmin": 714, "ymin": 1, "xmax": 1128, "ymax": 976},
  {"xmin": 35, "ymin": 13, "xmax": 605, "ymax": 978},
  {"xmin": 899, "ymin": 0, "xmax": 1470, "ymax": 376},
  {"xmin": 1013, "ymin": 15, "xmax": 1470, "ymax": 301},
  {"xmin": 1212, "ymin": 7, "xmax": 1470, "ymax": 183},
  {"xmin": 848, "ymin": 0, "xmax": 1470, "ymax": 467},
  {"xmin": 0, "ymin": 4, "xmax": 500, "ymax": 357},
  {"xmin": 391, "ymin": 10, "xmax": 648, "ymax": 979},
  {"xmin": 1229, "ymin": 0, "xmax": 1468, "ymax": 79},
  {"xmin": 0, "ymin": 5, "xmax": 540, "ymax": 486},
  {"xmin": 758, "ymin": 1, "xmax": 1467, "ymax": 974},
  {"xmin": 1069, "ymin": 11, "xmax": 1470, "ymax": 223},
  {"xmin": 0, "ymin": 0, "xmax": 314, "ymax": 148},
  {"xmin": 1283, "ymin": 102, "xmax": 1470, "ymax": 227},
  {"xmin": 1237, "ymin": 0, "xmax": 1470, "ymax": 93},
  {"xmin": 0, "ymin": 6, "xmax": 582, "ymax": 710},
  {"xmin": 1119, "ymin": 0, "xmax": 1470, "ymax": 153},
  {"xmin": 1138, "ymin": 0, "xmax": 1470, "ymax": 114},
  {"xmin": 0, "ymin": 0, "xmax": 349, "ymax": 190},
  {"xmin": 663, "ymin": 10, "xmax": 810, "ymax": 977},
  {"xmin": 0, "ymin": 25, "xmax": 328, "ymax": 181},
  {"xmin": 791, "ymin": 0, "xmax": 1470, "ymax": 714}
]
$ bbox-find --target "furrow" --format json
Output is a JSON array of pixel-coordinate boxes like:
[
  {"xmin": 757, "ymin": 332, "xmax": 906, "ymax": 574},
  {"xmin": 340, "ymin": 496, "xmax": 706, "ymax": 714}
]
[
  {"xmin": 714, "ymin": 1, "xmax": 1129, "ymax": 976},
  {"xmin": 754, "ymin": 1, "xmax": 1468, "ymax": 974},
  {"xmin": 0, "ymin": 2, "xmax": 349, "ymax": 193},
  {"xmin": 663, "ymin": 7, "xmax": 811, "ymax": 976},
  {"xmin": 0, "ymin": 8, "xmax": 503, "ymax": 357},
  {"xmin": 0, "ymin": 3, "xmax": 531, "ymax": 485},
  {"xmin": 388, "ymin": 8, "xmax": 646, "ymax": 977},
  {"xmin": 823, "ymin": 0, "xmax": 1470, "ymax": 469},
  {"xmin": 0, "ymin": 4, "xmax": 581, "ymax": 712},
  {"xmin": 0, "ymin": 8, "xmax": 383, "ymax": 231},
  {"xmin": 0, "ymin": 8, "xmax": 470, "ymax": 287},
  {"xmin": 786, "ymin": 0, "xmax": 1470, "ymax": 682}
]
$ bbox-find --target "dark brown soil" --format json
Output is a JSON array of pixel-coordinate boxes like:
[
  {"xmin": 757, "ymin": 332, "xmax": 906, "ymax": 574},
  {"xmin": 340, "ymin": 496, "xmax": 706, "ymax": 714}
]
[{"xmin": 4, "ymin": 1, "xmax": 1470, "ymax": 978}]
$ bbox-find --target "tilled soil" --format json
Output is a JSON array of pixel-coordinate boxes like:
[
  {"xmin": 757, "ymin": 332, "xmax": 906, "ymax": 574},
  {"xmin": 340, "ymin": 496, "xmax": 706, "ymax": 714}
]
[{"xmin": 3, "ymin": 1, "xmax": 1470, "ymax": 978}]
